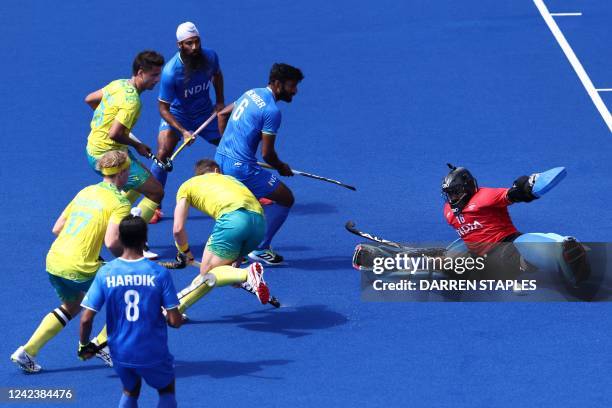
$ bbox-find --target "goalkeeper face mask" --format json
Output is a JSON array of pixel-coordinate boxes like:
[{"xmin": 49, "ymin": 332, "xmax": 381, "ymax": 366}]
[{"xmin": 442, "ymin": 164, "xmax": 478, "ymax": 213}]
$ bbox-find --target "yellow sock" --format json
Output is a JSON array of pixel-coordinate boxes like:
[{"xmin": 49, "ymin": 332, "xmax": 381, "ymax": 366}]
[
  {"xmin": 123, "ymin": 190, "xmax": 141, "ymax": 205},
  {"xmin": 95, "ymin": 325, "xmax": 107, "ymax": 345},
  {"xmin": 178, "ymin": 274, "xmax": 216, "ymax": 313},
  {"xmin": 24, "ymin": 307, "xmax": 71, "ymax": 357},
  {"xmin": 137, "ymin": 197, "xmax": 159, "ymax": 223},
  {"xmin": 209, "ymin": 265, "xmax": 247, "ymax": 287}
]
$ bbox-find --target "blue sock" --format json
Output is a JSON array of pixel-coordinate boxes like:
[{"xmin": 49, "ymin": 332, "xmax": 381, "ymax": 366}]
[
  {"xmin": 119, "ymin": 394, "xmax": 138, "ymax": 408},
  {"xmin": 158, "ymin": 393, "xmax": 177, "ymax": 408},
  {"xmin": 150, "ymin": 162, "xmax": 168, "ymax": 188},
  {"xmin": 258, "ymin": 203, "xmax": 291, "ymax": 249}
]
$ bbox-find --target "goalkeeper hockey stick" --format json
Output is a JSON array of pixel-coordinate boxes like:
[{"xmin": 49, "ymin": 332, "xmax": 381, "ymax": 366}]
[
  {"xmin": 345, "ymin": 221, "xmax": 402, "ymax": 248},
  {"xmin": 257, "ymin": 162, "xmax": 356, "ymax": 191}
]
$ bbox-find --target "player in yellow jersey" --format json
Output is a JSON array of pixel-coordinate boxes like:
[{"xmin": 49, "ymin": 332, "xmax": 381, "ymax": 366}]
[
  {"xmin": 162, "ymin": 159, "xmax": 274, "ymax": 313},
  {"xmin": 11, "ymin": 151, "xmax": 132, "ymax": 373},
  {"xmin": 85, "ymin": 50, "xmax": 165, "ymax": 225}
]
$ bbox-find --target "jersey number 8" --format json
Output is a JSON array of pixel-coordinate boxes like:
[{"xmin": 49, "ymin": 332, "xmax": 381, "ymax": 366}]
[{"xmin": 124, "ymin": 290, "xmax": 140, "ymax": 322}]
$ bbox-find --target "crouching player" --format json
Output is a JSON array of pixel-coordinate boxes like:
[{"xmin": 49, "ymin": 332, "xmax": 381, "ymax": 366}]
[
  {"xmin": 441, "ymin": 164, "xmax": 590, "ymax": 285},
  {"xmin": 79, "ymin": 214, "xmax": 182, "ymax": 408},
  {"xmin": 10, "ymin": 151, "xmax": 131, "ymax": 373},
  {"xmin": 163, "ymin": 159, "xmax": 272, "ymax": 312}
]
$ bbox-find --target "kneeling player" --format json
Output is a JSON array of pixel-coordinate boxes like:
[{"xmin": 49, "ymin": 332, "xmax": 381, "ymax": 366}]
[
  {"xmin": 79, "ymin": 214, "xmax": 182, "ymax": 408},
  {"xmin": 164, "ymin": 159, "xmax": 272, "ymax": 313},
  {"xmin": 10, "ymin": 151, "xmax": 131, "ymax": 373},
  {"xmin": 441, "ymin": 164, "xmax": 590, "ymax": 285}
]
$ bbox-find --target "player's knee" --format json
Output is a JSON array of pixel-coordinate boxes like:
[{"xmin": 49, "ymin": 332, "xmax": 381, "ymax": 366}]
[
  {"xmin": 275, "ymin": 185, "xmax": 294, "ymax": 207},
  {"xmin": 158, "ymin": 380, "xmax": 175, "ymax": 395},
  {"xmin": 146, "ymin": 180, "xmax": 165, "ymax": 203},
  {"xmin": 124, "ymin": 380, "xmax": 142, "ymax": 397}
]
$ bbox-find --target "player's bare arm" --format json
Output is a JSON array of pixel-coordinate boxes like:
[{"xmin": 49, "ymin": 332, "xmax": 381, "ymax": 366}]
[
  {"xmin": 217, "ymin": 102, "xmax": 234, "ymax": 135},
  {"xmin": 108, "ymin": 120, "xmax": 151, "ymax": 157},
  {"xmin": 212, "ymin": 70, "xmax": 225, "ymax": 112},
  {"xmin": 78, "ymin": 309, "xmax": 97, "ymax": 360},
  {"xmin": 84, "ymin": 88, "xmax": 104, "ymax": 110},
  {"xmin": 164, "ymin": 307, "xmax": 183, "ymax": 328},
  {"xmin": 51, "ymin": 214, "xmax": 67, "ymax": 236},
  {"xmin": 172, "ymin": 198, "xmax": 191, "ymax": 253},
  {"xmin": 158, "ymin": 100, "xmax": 193, "ymax": 143},
  {"xmin": 104, "ymin": 222, "xmax": 123, "ymax": 257},
  {"xmin": 261, "ymin": 133, "xmax": 293, "ymax": 176}
]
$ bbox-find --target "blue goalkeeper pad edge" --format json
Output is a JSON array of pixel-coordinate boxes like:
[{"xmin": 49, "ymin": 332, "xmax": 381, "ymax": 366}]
[{"xmin": 532, "ymin": 167, "xmax": 566, "ymax": 198}]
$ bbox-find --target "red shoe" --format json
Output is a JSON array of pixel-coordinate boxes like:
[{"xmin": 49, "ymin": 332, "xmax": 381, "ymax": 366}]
[
  {"xmin": 245, "ymin": 262, "xmax": 269, "ymax": 304},
  {"xmin": 149, "ymin": 208, "xmax": 163, "ymax": 224}
]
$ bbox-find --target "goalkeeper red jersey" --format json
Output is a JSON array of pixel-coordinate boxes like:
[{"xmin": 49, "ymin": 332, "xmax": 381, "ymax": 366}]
[{"xmin": 443, "ymin": 187, "xmax": 518, "ymax": 255}]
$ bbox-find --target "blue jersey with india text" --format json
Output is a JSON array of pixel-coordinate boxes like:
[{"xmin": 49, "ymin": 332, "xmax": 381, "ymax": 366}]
[
  {"xmin": 216, "ymin": 87, "xmax": 281, "ymax": 163},
  {"xmin": 81, "ymin": 258, "xmax": 179, "ymax": 367},
  {"xmin": 158, "ymin": 50, "xmax": 220, "ymax": 118}
]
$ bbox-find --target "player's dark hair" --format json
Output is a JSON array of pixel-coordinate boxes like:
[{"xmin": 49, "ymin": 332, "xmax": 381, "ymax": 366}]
[
  {"xmin": 132, "ymin": 50, "xmax": 164, "ymax": 75},
  {"xmin": 268, "ymin": 63, "xmax": 304, "ymax": 84},
  {"xmin": 195, "ymin": 159, "xmax": 220, "ymax": 175},
  {"xmin": 119, "ymin": 215, "xmax": 148, "ymax": 250}
]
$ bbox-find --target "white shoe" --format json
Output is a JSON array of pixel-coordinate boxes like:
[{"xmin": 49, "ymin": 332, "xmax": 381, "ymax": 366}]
[
  {"xmin": 10, "ymin": 346, "xmax": 41, "ymax": 373},
  {"xmin": 245, "ymin": 262, "xmax": 270, "ymax": 304},
  {"xmin": 143, "ymin": 244, "xmax": 158, "ymax": 260},
  {"xmin": 91, "ymin": 339, "xmax": 113, "ymax": 367}
]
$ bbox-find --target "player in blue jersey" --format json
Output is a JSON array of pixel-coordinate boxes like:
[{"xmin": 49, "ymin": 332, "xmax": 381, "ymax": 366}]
[
  {"xmin": 149, "ymin": 22, "xmax": 225, "ymax": 223},
  {"xmin": 215, "ymin": 63, "xmax": 304, "ymax": 265},
  {"xmin": 80, "ymin": 213, "xmax": 183, "ymax": 408}
]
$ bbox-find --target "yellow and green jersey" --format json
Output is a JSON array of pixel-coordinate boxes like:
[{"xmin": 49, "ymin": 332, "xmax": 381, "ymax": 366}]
[
  {"xmin": 46, "ymin": 182, "xmax": 131, "ymax": 281},
  {"xmin": 176, "ymin": 173, "xmax": 264, "ymax": 220},
  {"xmin": 86, "ymin": 79, "xmax": 141, "ymax": 157}
]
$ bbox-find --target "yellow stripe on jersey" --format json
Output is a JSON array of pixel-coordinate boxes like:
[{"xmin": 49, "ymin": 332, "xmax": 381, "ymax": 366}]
[
  {"xmin": 86, "ymin": 79, "xmax": 141, "ymax": 157},
  {"xmin": 176, "ymin": 173, "xmax": 264, "ymax": 220},
  {"xmin": 46, "ymin": 182, "xmax": 131, "ymax": 281}
]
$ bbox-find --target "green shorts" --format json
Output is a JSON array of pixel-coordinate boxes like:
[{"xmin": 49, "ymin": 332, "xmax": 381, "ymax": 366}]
[
  {"xmin": 207, "ymin": 209, "xmax": 266, "ymax": 261},
  {"xmin": 48, "ymin": 273, "xmax": 94, "ymax": 303},
  {"xmin": 86, "ymin": 148, "xmax": 150, "ymax": 191}
]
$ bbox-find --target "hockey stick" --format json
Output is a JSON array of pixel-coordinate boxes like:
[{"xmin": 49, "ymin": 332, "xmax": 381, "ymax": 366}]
[
  {"xmin": 167, "ymin": 111, "xmax": 219, "ymax": 168},
  {"xmin": 257, "ymin": 162, "xmax": 356, "ymax": 191},
  {"xmin": 345, "ymin": 221, "xmax": 402, "ymax": 248},
  {"xmin": 128, "ymin": 132, "xmax": 173, "ymax": 171}
]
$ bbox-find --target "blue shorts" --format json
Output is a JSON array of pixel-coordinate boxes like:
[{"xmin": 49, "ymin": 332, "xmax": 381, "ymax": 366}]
[
  {"xmin": 114, "ymin": 358, "xmax": 175, "ymax": 391},
  {"xmin": 159, "ymin": 110, "xmax": 220, "ymax": 143},
  {"xmin": 207, "ymin": 209, "xmax": 266, "ymax": 260},
  {"xmin": 214, "ymin": 154, "xmax": 280, "ymax": 198},
  {"xmin": 48, "ymin": 273, "xmax": 93, "ymax": 303},
  {"xmin": 86, "ymin": 149, "xmax": 150, "ymax": 191}
]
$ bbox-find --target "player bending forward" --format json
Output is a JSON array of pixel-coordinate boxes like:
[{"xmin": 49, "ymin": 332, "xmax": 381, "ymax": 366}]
[
  {"xmin": 11, "ymin": 151, "xmax": 131, "ymax": 373},
  {"xmin": 163, "ymin": 159, "xmax": 272, "ymax": 312},
  {"xmin": 441, "ymin": 164, "xmax": 589, "ymax": 284},
  {"xmin": 79, "ymin": 214, "xmax": 182, "ymax": 408}
]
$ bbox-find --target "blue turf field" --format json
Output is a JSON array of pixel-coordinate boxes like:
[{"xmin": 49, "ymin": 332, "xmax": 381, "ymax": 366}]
[{"xmin": 1, "ymin": 1, "xmax": 612, "ymax": 406}]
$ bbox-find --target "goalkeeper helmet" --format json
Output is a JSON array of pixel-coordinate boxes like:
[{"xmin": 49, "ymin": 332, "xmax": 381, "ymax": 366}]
[{"xmin": 442, "ymin": 163, "xmax": 478, "ymax": 213}]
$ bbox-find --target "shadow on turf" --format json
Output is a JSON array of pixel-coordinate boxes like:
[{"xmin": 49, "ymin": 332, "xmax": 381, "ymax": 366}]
[
  {"xmin": 291, "ymin": 202, "xmax": 338, "ymax": 216},
  {"xmin": 172, "ymin": 359, "xmax": 292, "ymax": 379},
  {"xmin": 186, "ymin": 304, "xmax": 348, "ymax": 338}
]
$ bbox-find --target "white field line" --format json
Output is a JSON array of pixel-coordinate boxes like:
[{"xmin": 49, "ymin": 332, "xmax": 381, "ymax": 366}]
[
  {"xmin": 534, "ymin": 0, "xmax": 612, "ymax": 132},
  {"xmin": 550, "ymin": 12, "xmax": 582, "ymax": 17},
  {"xmin": 596, "ymin": 89, "xmax": 612, "ymax": 92}
]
